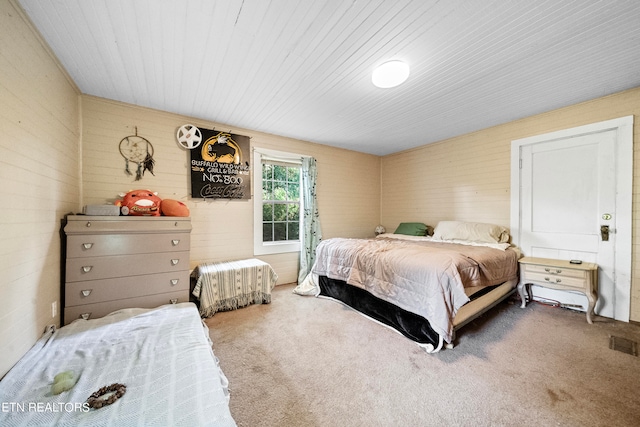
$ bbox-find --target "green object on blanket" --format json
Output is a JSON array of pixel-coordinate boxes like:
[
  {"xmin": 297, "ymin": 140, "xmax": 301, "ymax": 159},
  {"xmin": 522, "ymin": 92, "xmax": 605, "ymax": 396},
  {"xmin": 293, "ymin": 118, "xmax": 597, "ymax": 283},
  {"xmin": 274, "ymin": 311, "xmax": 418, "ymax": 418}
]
[{"xmin": 51, "ymin": 371, "xmax": 78, "ymax": 395}]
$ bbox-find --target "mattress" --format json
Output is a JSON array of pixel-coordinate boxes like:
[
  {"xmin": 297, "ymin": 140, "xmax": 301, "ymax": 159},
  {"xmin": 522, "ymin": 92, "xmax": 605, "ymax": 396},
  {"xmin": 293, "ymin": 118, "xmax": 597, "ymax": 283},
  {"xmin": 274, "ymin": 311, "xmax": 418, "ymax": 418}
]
[{"xmin": 0, "ymin": 303, "xmax": 236, "ymax": 427}]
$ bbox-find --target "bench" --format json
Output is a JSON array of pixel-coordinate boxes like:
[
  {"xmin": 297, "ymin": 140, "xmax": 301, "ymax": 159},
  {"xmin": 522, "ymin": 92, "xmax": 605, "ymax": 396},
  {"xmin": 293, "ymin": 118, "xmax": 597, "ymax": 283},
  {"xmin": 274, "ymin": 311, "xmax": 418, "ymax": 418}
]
[{"xmin": 191, "ymin": 258, "xmax": 278, "ymax": 317}]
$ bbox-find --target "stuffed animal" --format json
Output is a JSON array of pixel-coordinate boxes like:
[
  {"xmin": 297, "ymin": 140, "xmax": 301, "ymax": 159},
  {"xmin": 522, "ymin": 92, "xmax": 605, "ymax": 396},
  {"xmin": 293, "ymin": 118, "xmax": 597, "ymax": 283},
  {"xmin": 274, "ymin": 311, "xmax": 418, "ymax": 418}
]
[
  {"xmin": 51, "ymin": 371, "xmax": 78, "ymax": 395},
  {"xmin": 115, "ymin": 189, "xmax": 162, "ymax": 216},
  {"xmin": 161, "ymin": 199, "xmax": 190, "ymax": 217}
]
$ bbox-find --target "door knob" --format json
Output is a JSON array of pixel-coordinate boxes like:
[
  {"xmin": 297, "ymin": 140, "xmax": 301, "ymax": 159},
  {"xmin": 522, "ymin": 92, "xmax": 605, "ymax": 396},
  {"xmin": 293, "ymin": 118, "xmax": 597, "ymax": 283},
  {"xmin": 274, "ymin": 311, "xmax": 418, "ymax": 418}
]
[{"xmin": 600, "ymin": 225, "xmax": 610, "ymax": 241}]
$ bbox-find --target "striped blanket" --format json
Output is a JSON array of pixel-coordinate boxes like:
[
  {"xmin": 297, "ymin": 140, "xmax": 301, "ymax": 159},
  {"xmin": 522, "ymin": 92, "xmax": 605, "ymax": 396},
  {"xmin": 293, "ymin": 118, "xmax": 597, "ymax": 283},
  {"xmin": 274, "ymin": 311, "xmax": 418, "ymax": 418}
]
[{"xmin": 192, "ymin": 258, "xmax": 278, "ymax": 317}]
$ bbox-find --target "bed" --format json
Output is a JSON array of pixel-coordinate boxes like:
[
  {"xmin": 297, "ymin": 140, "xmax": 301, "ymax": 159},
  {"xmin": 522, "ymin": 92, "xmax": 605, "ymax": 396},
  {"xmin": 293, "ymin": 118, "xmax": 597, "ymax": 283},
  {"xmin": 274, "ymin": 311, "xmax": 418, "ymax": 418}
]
[
  {"xmin": 294, "ymin": 221, "xmax": 520, "ymax": 353},
  {"xmin": 0, "ymin": 303, "xmax": 236, "ymax": 427}
]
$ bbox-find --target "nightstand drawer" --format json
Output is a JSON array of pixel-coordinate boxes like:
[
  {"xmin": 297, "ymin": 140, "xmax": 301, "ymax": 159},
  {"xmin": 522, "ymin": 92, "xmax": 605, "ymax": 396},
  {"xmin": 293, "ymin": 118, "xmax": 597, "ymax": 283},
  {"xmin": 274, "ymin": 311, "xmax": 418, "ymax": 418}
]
[
  {"xmin": 522, "ymin": 271, "xmax": 586, "ymax": 290},
  {"xmin": 523, "ymin": 263, "xmax": 586, "ymax": 279}
]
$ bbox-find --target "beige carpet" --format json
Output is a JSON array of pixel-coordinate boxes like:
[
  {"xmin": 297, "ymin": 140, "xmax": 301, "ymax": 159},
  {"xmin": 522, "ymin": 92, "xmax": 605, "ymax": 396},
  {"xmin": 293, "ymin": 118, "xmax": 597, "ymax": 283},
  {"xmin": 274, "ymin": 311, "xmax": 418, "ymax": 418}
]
[{"xmin": 205, "ymin": 284, "xmax": 640, "ymax": 427}]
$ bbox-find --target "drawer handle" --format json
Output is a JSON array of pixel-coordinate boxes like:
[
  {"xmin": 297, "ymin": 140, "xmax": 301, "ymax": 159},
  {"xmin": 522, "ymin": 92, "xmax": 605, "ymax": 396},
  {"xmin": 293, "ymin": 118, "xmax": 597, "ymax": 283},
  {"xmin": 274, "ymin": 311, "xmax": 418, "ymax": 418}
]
[
  {"xmin": 82, "ymin": 243, "xmax": 94, "ymax": 250},
  {"xmin": 544, "ymin": 268, "xmax": 562, "ymax": 274},
  {"xmin": 81, "ymin": 266, "xmax": 93, "ymax": 273},
  {"xmin": 80, "ymin": 313, "xmax": 91, "ymax": 320},
  {"xmin": 81, "ymin": 289, "xmax": 92, "ymax": 297},
  {"xmin": 172, "ymin": 239, "xmax": 180, "ymax": 246},
  {"xmin": 171, "ymin": 259, "xmax": 180, "ymax": 266},
  {"xmin": 170, "ymin": 279, "xmax": 179, "ymax": 286},
  {"xmin": 170, "ymin": 298, "xmax": 178, "ymax": 304},
  {"xmin": 544, "ymin": 277, "xmax": 562, "ymax": 283},
  {"xmin": 85, "ymin": 222, "xmax": 91, "ymax": 227}
]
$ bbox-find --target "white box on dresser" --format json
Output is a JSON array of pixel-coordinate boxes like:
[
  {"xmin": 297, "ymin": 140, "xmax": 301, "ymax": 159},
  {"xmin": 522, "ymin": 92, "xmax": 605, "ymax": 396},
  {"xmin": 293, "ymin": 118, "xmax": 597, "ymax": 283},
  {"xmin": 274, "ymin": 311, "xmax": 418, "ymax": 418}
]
[{"xmin": 63, "ymin": 215, "xmax": 191, "ymax": 325}]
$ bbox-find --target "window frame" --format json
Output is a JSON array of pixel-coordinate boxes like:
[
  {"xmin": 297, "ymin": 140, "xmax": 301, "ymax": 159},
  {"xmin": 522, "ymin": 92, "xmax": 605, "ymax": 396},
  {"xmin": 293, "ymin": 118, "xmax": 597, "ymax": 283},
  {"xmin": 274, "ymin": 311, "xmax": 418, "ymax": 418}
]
[{"xmin": 253, "ymin": 148, "xmax": 304, "ymax": 255}]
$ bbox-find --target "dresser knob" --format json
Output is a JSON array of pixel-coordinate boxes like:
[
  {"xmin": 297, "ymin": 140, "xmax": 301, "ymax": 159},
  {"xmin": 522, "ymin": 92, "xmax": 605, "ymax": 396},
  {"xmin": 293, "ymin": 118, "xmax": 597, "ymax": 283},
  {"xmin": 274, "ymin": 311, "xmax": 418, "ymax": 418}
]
[
  {"xmin": 85, "ymin": 222, "xmax": 91, "ymax": 227},
  {"xmin": 170, "ymin": 279, "xmax": 179, "ymax": 286},
  {"xmin": 171, "ymin": 259, "xmax": 180, "ymax": 266},
  {"xmin": 81, "ymin": 266, "xmax": 93, "ymax": 273},
  {"xmin": 171, "ymin": 239, "xmax": 180, "ymax": 246},
  {"xmin": 170, "ymin": 299, "xmax": 178, "ymax": 304},
  {"xmin": 80, "ymin": 313, "xmax": 91, "ymax": 320},
  {"xmin": 82, "ymin": 243, "xmax": 94, "ymax": 250},
  {"xmin": 81, "ymin": 289, "xmax": 93, "ymax": 297}
]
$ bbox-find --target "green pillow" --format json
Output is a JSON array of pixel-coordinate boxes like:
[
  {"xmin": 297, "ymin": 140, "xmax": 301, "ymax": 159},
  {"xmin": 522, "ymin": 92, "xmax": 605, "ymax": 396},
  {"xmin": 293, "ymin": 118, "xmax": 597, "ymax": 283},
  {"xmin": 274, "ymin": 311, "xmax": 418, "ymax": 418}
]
[{"xmin": 394, "ymin": 222, "xmax": 428, "ymax": 236}]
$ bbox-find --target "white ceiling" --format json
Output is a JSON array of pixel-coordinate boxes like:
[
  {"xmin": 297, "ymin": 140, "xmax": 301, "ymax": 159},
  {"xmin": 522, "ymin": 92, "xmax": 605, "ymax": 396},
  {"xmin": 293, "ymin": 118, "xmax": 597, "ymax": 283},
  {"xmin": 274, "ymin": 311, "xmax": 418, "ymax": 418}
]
[{"xmin": 17, "ymin": 0, "xmax": 640, "ymax": 156}]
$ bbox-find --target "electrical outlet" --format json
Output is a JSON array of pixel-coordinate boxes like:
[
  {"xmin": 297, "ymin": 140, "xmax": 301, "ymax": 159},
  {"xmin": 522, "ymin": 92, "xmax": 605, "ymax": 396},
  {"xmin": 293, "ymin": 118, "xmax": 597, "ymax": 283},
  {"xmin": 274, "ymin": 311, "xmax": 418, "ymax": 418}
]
[{"xmin": 52, "ymin": 301, "xmax": 57, "ymax": 318}]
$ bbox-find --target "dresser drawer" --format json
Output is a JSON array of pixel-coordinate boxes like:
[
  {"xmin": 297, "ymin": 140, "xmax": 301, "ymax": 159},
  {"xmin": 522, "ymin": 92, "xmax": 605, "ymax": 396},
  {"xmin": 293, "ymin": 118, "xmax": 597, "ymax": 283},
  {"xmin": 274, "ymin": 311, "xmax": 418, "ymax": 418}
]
[
  {"xmin": 66, "ymin": 252, "xmax": 188, "ymax": 282},
  {"xmin": 67, "ymin": 233, "xmax": 190, "ymax": 258},
  {"xmin": 65, "ymin": 271, "xmax": 189, "ymax": 307},
  {"xmin": 64, "ymin": 290, "xmax": 189, "ymax": 325},
  {"xmin": 64, "ymin": 216, "xmax": 191, "ymax": 235},
  {"xmin": 521, "ymin": 271, "xmax": 586, "ymax": 290}
]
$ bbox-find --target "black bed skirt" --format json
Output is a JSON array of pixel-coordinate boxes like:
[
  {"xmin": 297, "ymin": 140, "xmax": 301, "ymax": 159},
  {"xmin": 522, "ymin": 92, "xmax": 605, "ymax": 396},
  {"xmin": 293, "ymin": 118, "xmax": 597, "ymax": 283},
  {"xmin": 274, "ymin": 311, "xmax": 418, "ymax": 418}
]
[{"xmin": 318, "ymin": 275, "xmax": 441, "ymax": 346}]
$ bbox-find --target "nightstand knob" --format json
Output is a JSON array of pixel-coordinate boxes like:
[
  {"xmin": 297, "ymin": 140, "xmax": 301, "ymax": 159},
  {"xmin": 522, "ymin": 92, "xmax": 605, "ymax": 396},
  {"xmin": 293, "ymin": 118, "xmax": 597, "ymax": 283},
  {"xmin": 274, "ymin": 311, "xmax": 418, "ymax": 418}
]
[
  {"xmin": 80, "ymin": 313, "xmax": 91, "ymax": 320},
  {"xmin": 81, "ymin": 289, "xmax": 92, "ymax": 297},
  {"xmin": 170, "ymin": 279, "xmax": 179, "ymax": 286},
  {"xmin": 172, "ymin": 239, "xmax": 180, "ymax": 246},
  {"xmin": 171, "ymin": 259, "xmax": 180, "ymax": 266},
  {"xmin": 170, "ymin": 299, "xmax": 178, "ymax": 304},
  {"xmin": 81, "ymin": 266, "xmax": 93, "ymax": 273},
  {"xmin": 82, "ymin": 243, "xmax": 93, "ymax": 250}
]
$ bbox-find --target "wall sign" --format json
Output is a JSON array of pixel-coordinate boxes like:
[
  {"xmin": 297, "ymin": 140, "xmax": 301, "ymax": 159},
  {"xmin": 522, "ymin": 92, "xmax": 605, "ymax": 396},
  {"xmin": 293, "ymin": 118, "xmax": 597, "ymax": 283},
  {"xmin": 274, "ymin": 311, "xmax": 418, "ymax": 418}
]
[{"xmin": 190, "ymin": 128, "xmax": 251, "ymax": 199}]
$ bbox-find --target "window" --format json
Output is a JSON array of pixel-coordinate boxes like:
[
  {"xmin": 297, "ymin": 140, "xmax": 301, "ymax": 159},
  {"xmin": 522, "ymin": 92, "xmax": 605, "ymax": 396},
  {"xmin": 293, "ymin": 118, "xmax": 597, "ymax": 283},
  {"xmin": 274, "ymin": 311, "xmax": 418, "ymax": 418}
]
[
  {"xmin": 254, "ymin": 149, "xmax": 303, "ymax": 255},
  {"xmin": 262, "ymin": 162, "xmax": 300, "ymax": 242}
]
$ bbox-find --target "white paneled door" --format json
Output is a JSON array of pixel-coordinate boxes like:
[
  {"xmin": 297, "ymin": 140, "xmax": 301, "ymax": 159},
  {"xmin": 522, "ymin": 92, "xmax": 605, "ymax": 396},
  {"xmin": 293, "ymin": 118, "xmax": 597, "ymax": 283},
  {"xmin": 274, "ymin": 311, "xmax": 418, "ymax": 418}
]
[{"xmin": 511, "ymin": 117, "xmax": 633, "ymax": 321}]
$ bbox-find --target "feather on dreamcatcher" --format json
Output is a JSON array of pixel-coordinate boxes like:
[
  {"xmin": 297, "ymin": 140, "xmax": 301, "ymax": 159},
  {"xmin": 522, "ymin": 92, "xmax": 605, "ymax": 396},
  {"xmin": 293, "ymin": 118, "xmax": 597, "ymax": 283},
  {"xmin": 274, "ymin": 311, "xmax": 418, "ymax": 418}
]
[{"xmin": 118, "ymin": 127, "xmax": 155, "ymax": 181}]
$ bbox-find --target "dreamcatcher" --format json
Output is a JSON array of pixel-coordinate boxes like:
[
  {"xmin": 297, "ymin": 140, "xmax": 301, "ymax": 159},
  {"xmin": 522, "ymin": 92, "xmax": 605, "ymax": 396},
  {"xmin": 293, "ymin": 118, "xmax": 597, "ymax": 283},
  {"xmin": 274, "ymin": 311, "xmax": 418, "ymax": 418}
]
[{"xmin": 119, "ymin": 127, "xmax": 155, "ymax": 181}]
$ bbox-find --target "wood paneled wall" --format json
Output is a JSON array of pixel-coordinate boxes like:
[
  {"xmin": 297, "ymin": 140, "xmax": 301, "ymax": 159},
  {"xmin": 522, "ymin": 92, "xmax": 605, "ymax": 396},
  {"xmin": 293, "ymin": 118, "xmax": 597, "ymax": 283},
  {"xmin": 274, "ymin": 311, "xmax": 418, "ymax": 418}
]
[
  {"xmin": 381, "ymin": 87, "xmax": 640, "ymax": 321},
  {"xmin": 0, "ymin": 0, "xmax": 81, "ymax": 377},
  {"xmin": 81, "ymin": 96, "xmax": 381, "ymax": 284}
]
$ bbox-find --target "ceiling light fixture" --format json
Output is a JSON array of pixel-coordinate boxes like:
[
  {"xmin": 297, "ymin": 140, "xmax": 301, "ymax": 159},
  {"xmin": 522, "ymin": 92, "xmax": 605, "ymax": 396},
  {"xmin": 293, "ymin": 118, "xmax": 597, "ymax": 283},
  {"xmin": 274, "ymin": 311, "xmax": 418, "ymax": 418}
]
[{"xmin": 372, "ymin": 60, "xmax": 410, "ymax": 88}]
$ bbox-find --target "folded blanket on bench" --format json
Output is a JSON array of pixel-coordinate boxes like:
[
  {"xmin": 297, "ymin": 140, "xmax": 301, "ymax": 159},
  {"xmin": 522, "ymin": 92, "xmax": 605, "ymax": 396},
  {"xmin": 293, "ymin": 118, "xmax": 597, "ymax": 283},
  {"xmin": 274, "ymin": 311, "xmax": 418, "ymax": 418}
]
[{"xmin": 192, "ymin": 258, "xmax": 278, "ymax": 317}]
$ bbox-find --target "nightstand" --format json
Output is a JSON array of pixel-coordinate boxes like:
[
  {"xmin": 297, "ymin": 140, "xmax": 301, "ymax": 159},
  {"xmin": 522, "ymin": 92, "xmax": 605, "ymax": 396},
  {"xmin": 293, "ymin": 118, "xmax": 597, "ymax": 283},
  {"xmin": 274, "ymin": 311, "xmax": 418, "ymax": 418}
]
[{"xmin": 518, "ymin": 257, "xmax": 598, "ymax": 324}]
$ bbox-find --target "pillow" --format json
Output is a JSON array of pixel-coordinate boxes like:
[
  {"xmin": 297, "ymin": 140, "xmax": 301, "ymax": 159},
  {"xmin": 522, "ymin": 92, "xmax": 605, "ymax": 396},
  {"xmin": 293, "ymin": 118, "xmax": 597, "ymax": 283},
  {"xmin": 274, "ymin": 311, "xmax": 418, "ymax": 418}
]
[
  {"xmin": 432, "ymin": 221, "xmax": 509, "ymax": 243},
  {"xmin": 394, "ymin": 222, "xmax": 429, "ymax": 236}
]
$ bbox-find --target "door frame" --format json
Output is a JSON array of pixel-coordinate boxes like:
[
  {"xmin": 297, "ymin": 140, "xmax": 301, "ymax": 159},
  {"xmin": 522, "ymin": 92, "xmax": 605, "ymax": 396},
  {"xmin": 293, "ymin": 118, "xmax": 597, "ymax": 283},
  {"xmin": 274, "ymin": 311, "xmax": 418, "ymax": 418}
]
[{"xmin": 510, "ymin": 116, "xmax": 634, "ymax": 321}]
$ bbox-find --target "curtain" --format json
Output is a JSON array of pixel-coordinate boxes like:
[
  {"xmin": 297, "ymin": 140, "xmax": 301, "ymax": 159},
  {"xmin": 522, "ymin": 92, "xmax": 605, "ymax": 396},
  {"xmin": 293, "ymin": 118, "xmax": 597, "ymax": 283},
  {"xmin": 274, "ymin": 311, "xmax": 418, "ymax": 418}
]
[{"xmin": 298, "ymin": 156, "xmax": 322, "ymax": 284}]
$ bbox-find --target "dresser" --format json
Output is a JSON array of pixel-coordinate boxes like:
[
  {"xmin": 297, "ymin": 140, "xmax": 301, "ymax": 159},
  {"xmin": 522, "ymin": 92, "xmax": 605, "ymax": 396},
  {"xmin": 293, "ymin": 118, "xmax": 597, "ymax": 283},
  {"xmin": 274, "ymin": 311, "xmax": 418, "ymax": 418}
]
[
  {"xmin": 63, "ymin": 215, "xmax": 191, "ymax": 325},
  {"xmin": 517, "ymin": 256, "xmax": 598, "ymax": 324}
]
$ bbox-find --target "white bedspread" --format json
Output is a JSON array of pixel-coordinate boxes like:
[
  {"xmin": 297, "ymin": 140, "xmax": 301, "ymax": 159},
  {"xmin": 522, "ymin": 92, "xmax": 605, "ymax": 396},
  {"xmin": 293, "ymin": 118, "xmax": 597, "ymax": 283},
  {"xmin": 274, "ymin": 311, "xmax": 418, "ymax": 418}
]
[{"xmin": 0, "ymin": 303, "xmax": 236, "ymax": 427}]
